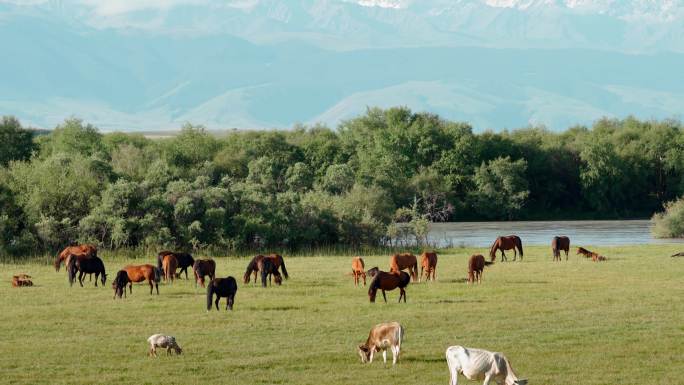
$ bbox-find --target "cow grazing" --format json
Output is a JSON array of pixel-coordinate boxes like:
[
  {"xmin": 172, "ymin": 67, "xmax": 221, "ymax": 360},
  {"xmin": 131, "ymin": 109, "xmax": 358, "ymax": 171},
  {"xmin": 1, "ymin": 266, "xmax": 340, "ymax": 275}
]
[
  {"xmin": 147, "ymin": 334, "xmax": 183, "ymax": 357},
  {"xmin": 446, "ymin": 345, "xmax": 527, "ymax": 385},
  {"xmin": 357, "ymin": 322, "xmax": 404, "ymax": 365}
]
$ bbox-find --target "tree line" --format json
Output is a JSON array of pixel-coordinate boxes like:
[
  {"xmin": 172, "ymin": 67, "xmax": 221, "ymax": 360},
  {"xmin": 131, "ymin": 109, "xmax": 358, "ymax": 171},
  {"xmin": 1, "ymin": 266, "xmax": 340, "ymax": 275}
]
[{"xmin": 1, "ymin": 108, "xmax": 683, "ymax": 257}]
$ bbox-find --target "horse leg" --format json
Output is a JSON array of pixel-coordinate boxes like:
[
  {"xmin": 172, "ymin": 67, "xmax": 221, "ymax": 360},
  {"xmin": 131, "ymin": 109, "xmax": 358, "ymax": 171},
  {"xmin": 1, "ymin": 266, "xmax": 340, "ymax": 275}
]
[
  {"xmin": 149, "ymin": 280, "xmax": 153, "ymax": 295},
  {"xmin": 215, "ymin": 297, "xmax": 220, "ymax": 311},
  {"xmin": 512, "ymin": 248, "xmax": 517, "ymax": 261},
  {"xmin": 78, "ymin": 271, "xmax": 84, "ymax": 287},
  {"xmin": 382, "ymin": 290, "xmax": 387, "ymax": 303},
  {"xmin": 362, "ymin": 272, "xmax": 366, "ymax": 286},
  {"xmin": 155, "ymin": 280, "xmax": 159, "ymax": 295}
]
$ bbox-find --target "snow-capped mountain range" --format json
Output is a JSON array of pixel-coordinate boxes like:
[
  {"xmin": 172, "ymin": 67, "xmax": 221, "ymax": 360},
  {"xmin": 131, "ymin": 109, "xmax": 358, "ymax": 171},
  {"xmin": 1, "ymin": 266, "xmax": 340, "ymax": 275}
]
[{"xmin": 1, "ymin": 0, "xmax": 683, "ymax": 130}]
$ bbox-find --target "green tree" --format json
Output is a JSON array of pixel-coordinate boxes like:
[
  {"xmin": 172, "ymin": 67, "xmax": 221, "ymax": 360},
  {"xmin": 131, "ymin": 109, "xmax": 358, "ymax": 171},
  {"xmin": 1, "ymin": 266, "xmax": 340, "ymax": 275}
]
[
  {"xmin": 472, "ymin": 156, "xmax": 529, "ymax": 219},
  {"xmin": 0, "ymin": 116, "xmax": 36, "ymax": 166}
]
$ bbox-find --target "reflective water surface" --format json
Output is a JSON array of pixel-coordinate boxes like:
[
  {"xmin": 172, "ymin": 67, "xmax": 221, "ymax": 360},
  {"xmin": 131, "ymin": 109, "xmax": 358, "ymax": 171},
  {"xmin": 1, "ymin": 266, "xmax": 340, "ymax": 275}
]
[{"xmin": 428, "ymin": 220, "xmax": 684, "ymax": 247}]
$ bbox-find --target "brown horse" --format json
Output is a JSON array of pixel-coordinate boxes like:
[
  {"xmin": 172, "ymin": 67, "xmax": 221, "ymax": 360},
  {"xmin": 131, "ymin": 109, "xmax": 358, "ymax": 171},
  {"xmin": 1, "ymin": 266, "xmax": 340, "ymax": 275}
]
[
  {"xmin": 54, "ymin": 244, "xmax": 97, "ymax": 271},
  {"xmin": 552, "ymin": 236, "xmax": 570, "ymax": 261},
  {"xmin": 162, "ymin": 254, "xmax": 178, "ymax": 283},
  {"xmin": 257, "ymin": 257, "xmax": 282, "ymax": 287},
  {"xmin": 368, "ymin": 270, "xmax": 410, "ymax": 303},
  {"xmin": 157, "ymin": 251, "xmax": 195, "ymax": 279},
  {"xmin": 193, "ymin": 259, "xmax": 216, "ymax": 287},
  {"xmin": 123, "ymin": 264, "xmax": 161, "ymax": 295},
  {"xmin": 351, "ymin": 257, "xmax": 366, "ymax": 286},
  {"xmin": 389, "ymin": 253, "xmax": 418, "ymax": 282},
  {"xmin": 577, "ymin": 247, "xmax": 606, "ymax": 262},
  {"xmin": 419, "ymin": 251, "xmax": 438, "ymax": 282},
  {"xmin": 490, "ymin": 235, "xmax": 523, "ymax": 262},
  {"xmin": 12, "ymin": 274, "xmax": 33, "ymax": 287},
  {"xmin": 468, "ymin": 254, "xmax": 494, "ymax": 284},
  {"xmin": 243, "ymin": 254, "xmax": 289, "ymax": 284}
]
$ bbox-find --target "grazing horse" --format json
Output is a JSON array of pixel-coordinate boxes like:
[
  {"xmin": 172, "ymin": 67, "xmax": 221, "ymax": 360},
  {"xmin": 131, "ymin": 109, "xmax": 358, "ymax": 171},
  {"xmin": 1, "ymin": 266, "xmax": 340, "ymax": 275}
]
[
  {"xmin": 368, "ymin": 270, "xmax": 410, "ymax": 303},
  {"xmin": 54, "ymin": 244, "xmax": 97, "ymax": 271},
  {"xmin": 257, "ymin": 257, "xmax": 282, "ymax": 287},
  {"xmin": 112, "ymin": 270, "xmax": 131, "ymax": 299},
  {"xmin": 193, "ymin": 259, "xmax": 216, "ymax": 287},
  {"xmin": 419, "ymin": 251, "xmax": 438, "ymax": 282},
  {"xmin": 157, "ymin": 251, "xmax": 195, "ymax": 279},
  {"xmin": 577, "ymin": 247, "xmax": 607, "ymax": 262},
  {"xmin": 351, "ymin": 257, "xmax": 366, "ymax": 286},
  {"xmin": 389, "ymin": 253, "xmax": 418, "ymax": 282},
  {"xmin": 207, "ymin": 276, "xmax": 238, "ymax": 311},
  {"xmin": 75, "ymin": 255, "xmax": 106, "ymax": 287},
  {"xmin": 552, "ymin": 236, "xmax": 570, "ymax": 261},
  {"xmin": 162, "ymin": 254, "xmax": 178, "ymax": 283},
  {"xmin": 243, "ymin": 254, "xmax": 288, "ymax": 284},
  {"xmin": 468, "ymin": 254, "xmax": 494, "ymax": 284},
  {"xmin": 490, "ymin": 235, "xmax": 524, "ymax": 262},
  {"xmin": 123, "ymin": 264, "xmax": 161, "ymax": 295}
]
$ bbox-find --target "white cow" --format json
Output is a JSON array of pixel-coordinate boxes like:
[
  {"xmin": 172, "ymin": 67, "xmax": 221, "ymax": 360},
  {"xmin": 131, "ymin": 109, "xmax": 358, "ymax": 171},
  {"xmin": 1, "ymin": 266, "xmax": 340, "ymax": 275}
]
[
  {"xmin": 147, "ymin": 334, "xmax": 183, "ymax": 357},
  {"xmin": 446, "ymin": 345, "xmax": 527, "ymax": 385},
  {"xmin": 357, "ymin": 322, "xmax": 403, "ymax": 365}
]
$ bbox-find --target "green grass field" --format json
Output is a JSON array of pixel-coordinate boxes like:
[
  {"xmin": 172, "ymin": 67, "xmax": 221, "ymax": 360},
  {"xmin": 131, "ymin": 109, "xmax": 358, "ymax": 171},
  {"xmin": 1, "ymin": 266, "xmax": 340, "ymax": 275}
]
[{"xmin": 1, "ymin": 245, "xmax": 683, "ymax": 385}]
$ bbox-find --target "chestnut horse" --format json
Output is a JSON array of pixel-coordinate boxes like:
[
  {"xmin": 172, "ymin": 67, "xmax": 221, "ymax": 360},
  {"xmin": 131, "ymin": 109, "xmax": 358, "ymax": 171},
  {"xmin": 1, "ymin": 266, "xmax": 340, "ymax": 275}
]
[
  {"xmin": 157, "ymin": 251, "xmax": 195, "ymax": 279},
  {"xmin": 490, "ymin": 235, "xmax": 523, "ymax": 262},
  {"xmin": 193, "ymin": 259, "xmax": 216, "ymax": 287},
  {"xmin": 552, "ymin": 236, "xmax": 570, "ymax": 261},
  {"xmin": 123, "ymin": 264, "xmax": 161, "ymax": 295},
  {"xmin": 577, "ymin": 247, "xmax": 606, "ymax": 262},
  {"xmin": 243, "ymin": 254, "xmax": 289, "ymax": 284},
  {"xmin": 112, "ymin": 270, "xmax": 131, "ymax": 299},
  {"xmin": 351, "ymin": 257, "xmax": 366, "ymax": 286},
  {"xmin": 389, "ymin": 253, "xmax": 418, "ymax": 282},
  {"xmin": 54, "ymin": 244, "xmax": 97, "ymax": 271},
  {"xmin": 419, "ymin": 251, "xmax": 438, "ymax": 282},
  {"xmin": 468, "ymin": 254, "xmax": 494, "ymax": 284},
  {"xmin": 368, "ymin": 270, "xmax": 410, "ymax": 303},
  {"xmin": 207, "ymin": 276, "xmax": 238, "ymax": 311},
  {"xmin": 162, "ymin": 254, "xmax": 178, "ymax": 283},
  {"xmin": 12, "ymin": 274, "xmax": 33, "ymax": 287}
]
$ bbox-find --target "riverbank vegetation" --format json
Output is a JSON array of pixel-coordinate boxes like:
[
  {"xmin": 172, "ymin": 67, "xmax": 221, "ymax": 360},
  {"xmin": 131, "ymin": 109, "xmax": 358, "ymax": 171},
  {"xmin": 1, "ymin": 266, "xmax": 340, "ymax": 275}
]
[{"xmin": 1, "ymin": 110, "xmax": 684, "ymax": 257}]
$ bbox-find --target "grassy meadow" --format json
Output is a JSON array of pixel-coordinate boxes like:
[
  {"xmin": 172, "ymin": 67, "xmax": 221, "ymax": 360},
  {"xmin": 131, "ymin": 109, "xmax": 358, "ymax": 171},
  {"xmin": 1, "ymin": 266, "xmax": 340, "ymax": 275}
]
[{"xmin": 1, "ymin": 245, "xmax": 683, "ymax": 385}]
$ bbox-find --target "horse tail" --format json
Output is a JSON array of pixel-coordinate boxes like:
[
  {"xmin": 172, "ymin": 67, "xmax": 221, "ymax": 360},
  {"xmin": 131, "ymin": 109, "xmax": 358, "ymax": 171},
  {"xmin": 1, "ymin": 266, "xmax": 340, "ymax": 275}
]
[
  {"xmin": 279, "ymin": 256, "xmax": 289, "ymax": 280},
  {"xmin": 206, "ymin": 281, "xmax": 215, "ymax": 311},
  {"xmin": 154, "ymin": 266, "xmax": 162, "ymax": 283},
  {"xmin": 516, "ymin": 236, "xmax": 523, "ymax": 257}
]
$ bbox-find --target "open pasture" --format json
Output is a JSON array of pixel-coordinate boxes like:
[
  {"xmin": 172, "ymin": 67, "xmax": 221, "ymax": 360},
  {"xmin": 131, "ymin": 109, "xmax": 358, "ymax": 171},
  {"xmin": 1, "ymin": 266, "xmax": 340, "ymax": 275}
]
[{"xmin": 1, "ymin": 245, "xmax": 683, "ymax": 384}]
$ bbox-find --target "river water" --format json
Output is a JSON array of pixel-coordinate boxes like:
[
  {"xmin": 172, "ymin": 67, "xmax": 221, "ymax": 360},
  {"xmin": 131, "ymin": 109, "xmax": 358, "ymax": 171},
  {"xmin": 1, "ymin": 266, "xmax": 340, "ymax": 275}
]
[{"xmin": 428, "ymin": 220, "xmax": 684, "ymax": 247}]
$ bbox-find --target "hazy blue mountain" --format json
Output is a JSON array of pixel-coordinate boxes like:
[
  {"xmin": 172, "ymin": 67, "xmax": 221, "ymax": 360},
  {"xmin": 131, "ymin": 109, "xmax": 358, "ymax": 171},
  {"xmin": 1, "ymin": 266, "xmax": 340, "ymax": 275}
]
[{"xmin": 1, "ymin": 0, "xmax": 684, "ymax": 131}]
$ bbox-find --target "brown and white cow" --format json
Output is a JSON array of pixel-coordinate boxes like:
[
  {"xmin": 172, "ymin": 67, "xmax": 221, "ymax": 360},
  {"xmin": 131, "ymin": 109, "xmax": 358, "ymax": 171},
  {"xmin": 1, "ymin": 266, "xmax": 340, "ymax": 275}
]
[
  {"xmin": 446, "ymin": 345, "xmax": 527, "ymax": 385},
  {"xmin": 357, "ymin": 322, "xmax": 403, "ymax": 365}
]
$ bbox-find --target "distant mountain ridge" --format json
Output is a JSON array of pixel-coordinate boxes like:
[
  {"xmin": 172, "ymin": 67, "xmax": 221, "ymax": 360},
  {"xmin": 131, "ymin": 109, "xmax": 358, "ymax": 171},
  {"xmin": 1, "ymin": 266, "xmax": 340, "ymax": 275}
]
[{"xmin": 1, "ymin": 0, "xmax": 683, "ymax": 131}]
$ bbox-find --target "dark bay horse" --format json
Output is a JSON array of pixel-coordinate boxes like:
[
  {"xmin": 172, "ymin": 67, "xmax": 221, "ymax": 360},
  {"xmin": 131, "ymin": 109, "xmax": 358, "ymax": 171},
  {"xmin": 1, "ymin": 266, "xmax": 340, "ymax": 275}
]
[
  {"xmin": 122, "ymin": 264, "xmax": 161, "ymax": 295},
  {"xmin": 243, "ymin": 254, "xmax": 288, "ymax": 284},
  {"xmin": 112, "ymin": 270, "xmax": 131, "ymax": 299},
  {"xmin": 193, "ymin": 259, "xmax": 216, "ymax": 287},
  {"xmin": 490, "ymin": 235, "xmax": 523, "ymax": 262},
  {"xmin": 74, "ymin": 255, "xmax": 106, "ymax": 287},
  {"xmin": 552, "ymin": 236, "xmax": 570, "ymax": 261},
  {"xmin": 257, "ymin": 257, "xmax": 282, "ymax": 287},
  {"xmin": 468, "ymin": 254, "xmax": 493, "ymax": 284},
  {"xmin": 207, "ymin": 276, "xmax": 238, "ymax": 311},
  {"xmin": 54, "ymin": 244, "xmax": 97, "ymax": 271},
  {"xmin": 157, "ymin": 251, "xmax": 195, "ymax": 279},
  {"xmin": 368, "ymin": 270, "xmax": 410, "ymax": 303},
  {"xmin": 389, "ymin": 253, "xmax": 418, "ymax": 282},
  {"xmin": 66, "ymin": 254, "xmax": 99, "ymax": 287},
  {"xmin": 419, "ymin": 251, "xmax": 438, "ymax": 282}
]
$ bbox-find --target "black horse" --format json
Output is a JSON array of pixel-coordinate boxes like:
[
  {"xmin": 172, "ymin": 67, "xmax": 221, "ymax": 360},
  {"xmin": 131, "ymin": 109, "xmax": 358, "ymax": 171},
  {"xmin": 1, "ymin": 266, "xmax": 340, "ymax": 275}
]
[
  {"xmin": 75, "ymin": 256, "xmax": 106, "ymax": 287},
  {"xmin": 157, "ymin": 251, "xmax": 195, "ymax": 279},
  {"xmin": 206, "ymin": 276, "xmax": 238, "ymax": 311},
  {"xmin": 368, "ymin": 271, "xmax": 411, "ymax": 303},
  {"xmin": 112, "ymin": 270, "xmax": 130, "ymax": 299}
]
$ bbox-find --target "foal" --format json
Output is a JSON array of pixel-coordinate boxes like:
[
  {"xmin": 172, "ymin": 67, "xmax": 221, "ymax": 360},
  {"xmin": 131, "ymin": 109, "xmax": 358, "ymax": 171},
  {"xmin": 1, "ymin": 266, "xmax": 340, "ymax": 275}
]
[
  {"xmin": 419, "ymin": 251, "xmax": 438, "ymax": 282},
  {"xmin": 351, "ymin": 257, "xmax": 366, "ymax": 286}
]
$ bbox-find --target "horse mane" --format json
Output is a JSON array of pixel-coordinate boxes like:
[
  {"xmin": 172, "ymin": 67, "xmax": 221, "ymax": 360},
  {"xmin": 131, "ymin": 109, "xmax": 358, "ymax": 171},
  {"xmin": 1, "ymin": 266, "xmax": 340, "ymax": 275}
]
[
  {"xmin": 489, "ymin": 238, "xmax": 500, "ymax": 258},
  {"xmin": 515, "ymin": 236, "xmax": 523, "ymax": 257}
]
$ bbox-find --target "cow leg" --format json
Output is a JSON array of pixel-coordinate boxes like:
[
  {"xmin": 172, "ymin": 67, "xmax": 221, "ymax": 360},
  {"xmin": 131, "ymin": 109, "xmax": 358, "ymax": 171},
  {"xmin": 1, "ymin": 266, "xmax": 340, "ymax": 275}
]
[
  {"xmin": 369, "ymin": 349, "xmax": 374, "ymax": 363},
  {"xmin": 382, "ymin": 349, "xmax": 387, "ymax": 364},
  {"xmin": 391, "ymin": 346, "xmax": 397, "ymax": 365},
  {"xmin": 419, "ymin": 266, "xmax": 423, "ymax": 282},
  {"xmin": 483, "ymin": 374, "xmax": 492, "ymax": 385}
]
